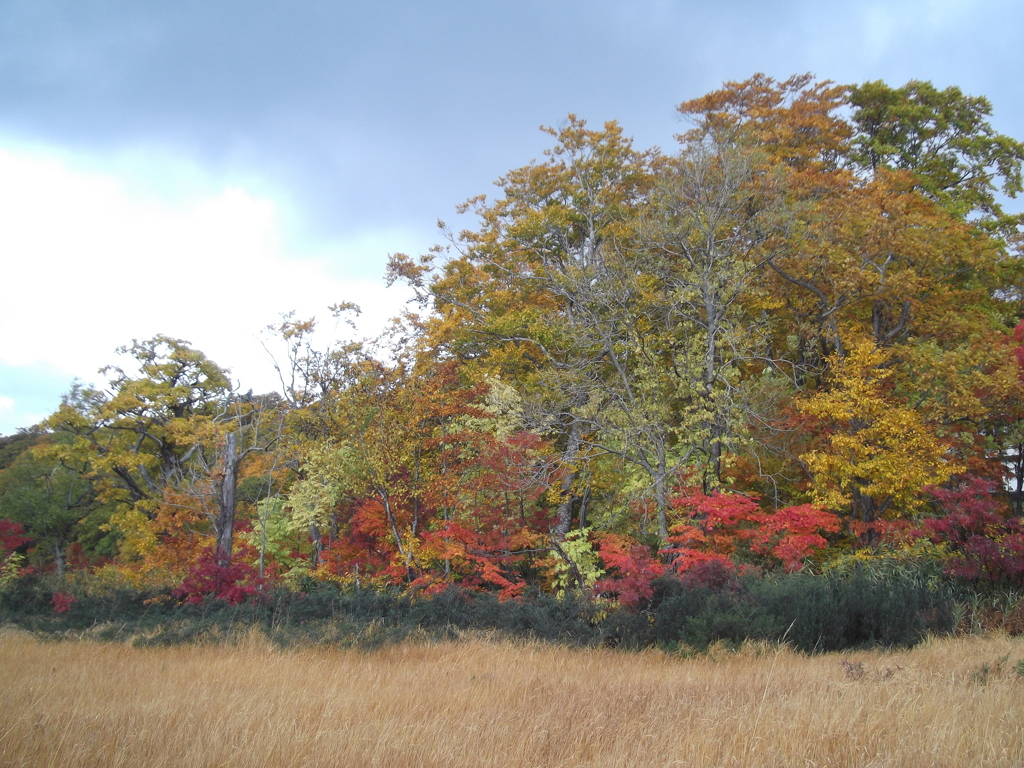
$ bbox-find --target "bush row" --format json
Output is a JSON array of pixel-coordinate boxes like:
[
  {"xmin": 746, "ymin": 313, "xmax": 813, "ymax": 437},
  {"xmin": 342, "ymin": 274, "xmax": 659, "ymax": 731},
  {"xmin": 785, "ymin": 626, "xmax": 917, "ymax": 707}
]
[{"xmin": 0, "ymin": 568, "xmax": 955, "ymax": 652}]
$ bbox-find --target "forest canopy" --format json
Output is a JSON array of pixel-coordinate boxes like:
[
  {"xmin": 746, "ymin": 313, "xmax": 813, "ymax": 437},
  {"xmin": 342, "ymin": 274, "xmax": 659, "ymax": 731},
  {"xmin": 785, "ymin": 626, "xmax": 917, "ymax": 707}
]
[{"xmin": 4, "ymin": 74, "xmax": 1024, "ymax": 606}]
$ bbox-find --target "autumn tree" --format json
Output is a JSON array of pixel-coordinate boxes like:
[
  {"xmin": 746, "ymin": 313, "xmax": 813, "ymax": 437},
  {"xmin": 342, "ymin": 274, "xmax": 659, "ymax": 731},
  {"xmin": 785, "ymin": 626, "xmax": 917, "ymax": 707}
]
[
  {"xmin": 799, "ymin": 339, "xmax": 961, "ymax": 540},
  {"xmin": 409, "ymin": 117, "xmax": 656, "ymax": 544},
  {"xmin": 176, "ymin": 391, "xmax": 285, "ymax": 568},
  {"xmin": 46, "ymin": 337, "xmax": 230, "ymax": 511},
  {"xmin": 282, "ymin": 323, "xmax": 548, "ymax": 593},
  {"xmin": 676, "ymin": 76, "xmax": 1021, "ymax": 517},
  {"xmin": 632, "ymin": 132, "xmax": 785, "ymax": 495},
  {"xmin": 258, "ymin": 310, "xmax": 369, "ymax": 568},
  {"xmin": 679, "ymin": 75, "xmax": 1018, "ymax": 369},
  {"xmin": 43, "ymin": 336, "xmax": 247, "ymax": 573}
]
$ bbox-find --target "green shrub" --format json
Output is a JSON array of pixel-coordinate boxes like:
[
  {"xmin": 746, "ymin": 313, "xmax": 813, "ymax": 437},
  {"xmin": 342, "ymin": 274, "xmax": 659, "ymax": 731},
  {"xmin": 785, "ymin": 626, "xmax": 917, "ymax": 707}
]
[
  {"xmin": 648, "ymin": 569, "xmax": 954, "ymax": 652},
  {"xmin": 0, "ymin": 569, "xmax": 955, "ymax": 652}
]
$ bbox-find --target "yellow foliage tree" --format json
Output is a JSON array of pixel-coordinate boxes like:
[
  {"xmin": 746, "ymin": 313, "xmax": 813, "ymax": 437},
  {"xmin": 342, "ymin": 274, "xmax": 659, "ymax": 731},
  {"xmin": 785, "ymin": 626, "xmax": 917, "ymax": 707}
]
[{"xmin": 799, "ymin": 339, "xmax": 961, "ymax": 538}]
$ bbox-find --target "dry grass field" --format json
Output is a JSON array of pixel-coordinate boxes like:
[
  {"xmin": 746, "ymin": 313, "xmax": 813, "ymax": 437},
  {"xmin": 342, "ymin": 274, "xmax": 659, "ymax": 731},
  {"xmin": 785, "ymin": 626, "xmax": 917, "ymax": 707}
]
[{"xmin": 1, "ymin": 628, "xmax": 1022, "ymax": 768}]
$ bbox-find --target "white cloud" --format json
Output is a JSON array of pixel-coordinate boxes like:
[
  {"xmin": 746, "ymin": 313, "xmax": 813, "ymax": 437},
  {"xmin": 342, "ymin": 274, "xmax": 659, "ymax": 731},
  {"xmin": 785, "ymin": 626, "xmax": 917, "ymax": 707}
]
[
  {"xmin": 0, "ymin": 397, "xmax": 13, "ymax": 411},
  {"xmin": 0, "ymin": 142, "xmax": 416, "ymax": 400}
]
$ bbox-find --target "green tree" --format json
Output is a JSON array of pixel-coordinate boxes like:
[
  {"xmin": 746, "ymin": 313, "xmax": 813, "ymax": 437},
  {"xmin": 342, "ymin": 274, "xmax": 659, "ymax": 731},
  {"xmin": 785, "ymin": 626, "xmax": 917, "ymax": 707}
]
[
  {"xmin": 0, "ymin": 442, "xmax": 103, "ymax": 577},
  {"xmin": 850, "ymin": 79, "xmax": 1024, "ymax": 236}
]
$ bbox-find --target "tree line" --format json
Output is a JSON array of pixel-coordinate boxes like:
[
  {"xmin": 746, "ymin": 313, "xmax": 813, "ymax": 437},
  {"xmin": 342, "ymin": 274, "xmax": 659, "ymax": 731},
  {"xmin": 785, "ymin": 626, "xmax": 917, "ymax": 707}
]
[{"xmin": 3, "ymin": 74, "xmax": 1024, "ymax": 606}]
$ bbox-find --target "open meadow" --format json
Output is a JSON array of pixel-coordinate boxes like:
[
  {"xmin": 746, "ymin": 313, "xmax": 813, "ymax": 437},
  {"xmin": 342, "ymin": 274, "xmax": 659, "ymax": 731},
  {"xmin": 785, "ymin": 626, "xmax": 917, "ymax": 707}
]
[{"xmin": 0, "ymin": 629, "xmax": 1022, "ymax": 767}]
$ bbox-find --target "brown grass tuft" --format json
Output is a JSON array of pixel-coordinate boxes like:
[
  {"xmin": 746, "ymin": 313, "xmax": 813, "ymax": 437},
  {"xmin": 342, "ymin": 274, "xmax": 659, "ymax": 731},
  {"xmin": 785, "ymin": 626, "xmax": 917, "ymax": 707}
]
[{"xmin": 1, "ymin": 628, "xmax": 1022, "ymax": 766}]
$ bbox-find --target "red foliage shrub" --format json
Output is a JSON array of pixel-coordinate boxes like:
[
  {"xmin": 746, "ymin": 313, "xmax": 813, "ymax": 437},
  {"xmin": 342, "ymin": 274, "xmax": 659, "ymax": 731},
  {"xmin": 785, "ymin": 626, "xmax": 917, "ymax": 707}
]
[
  {"xmin": 922, "ymin": 476, "xmax": 1024, "ymax": 585},
  {"xmin": 678, "ymin": 558, "xmax": 742, "ymax": 592},
  {"xmin": 51, "ymin": 592, "xmax": 77, "ymax": 613},
  {"xmin": 172, "ymin": 551, "xmax": 264, "ymax": 605},
  {"xmin": 748, "ymin": 503, "xmax": 841, "ymax": 571},
  {"xmin": 593, "ymin": 533, "xmax": 665, "ymax": 607},
  {"xmin": 0, "ymin": 519, "xmax": 29, "ymax": 557},
  {"xmin": 665, "ymin": 487, "xmax": 838, "ymax": 573},
  {"xmin": 415, "ymin": 522, "xmax": 527, "ymax": 600}
]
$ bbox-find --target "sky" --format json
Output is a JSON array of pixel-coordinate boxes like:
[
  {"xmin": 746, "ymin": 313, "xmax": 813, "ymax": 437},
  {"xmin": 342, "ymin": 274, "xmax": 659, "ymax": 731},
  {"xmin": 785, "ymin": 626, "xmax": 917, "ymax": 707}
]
[{"xmin": 0, "ymin": 0, "xmax": 1022, "ymax": 435}]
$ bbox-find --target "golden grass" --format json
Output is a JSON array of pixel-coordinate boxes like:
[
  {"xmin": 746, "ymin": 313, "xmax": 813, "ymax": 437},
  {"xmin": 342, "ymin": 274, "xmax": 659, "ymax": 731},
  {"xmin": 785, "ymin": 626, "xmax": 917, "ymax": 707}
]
[{"xmin": 1, "ymin": 629, "xmax": 1022, "ymax": 767}]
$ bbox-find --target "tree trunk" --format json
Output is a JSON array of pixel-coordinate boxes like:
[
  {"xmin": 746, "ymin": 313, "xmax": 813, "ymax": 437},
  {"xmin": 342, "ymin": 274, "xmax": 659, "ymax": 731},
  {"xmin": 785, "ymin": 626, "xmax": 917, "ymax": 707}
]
[
  {"xmin": 309, "ymin": 522, "xmax": 323, "ymax": 570},
  {"xmin": 553, "ymin": 419, "xmax": 584, "ymax": 539},
  {"xmin": 53, "ymin": 541, "xmax": 66, "ymax": 580},
  {"xmin": 654, "ymin": 467, "xmax": 669, "ymax": 546},
  {"xmin": 577, "ymin": 484, "xmax": 591, "ymax": 530},
  {"xmin": 851, "ymin": 485, "xmax": 882, "ymax": 547},
  {"xmin": 215, "ymin": 432, "xmax": 238, "ymax": 568},
  {"xmin": 1011, "ymin": 442, "xmax": 1024, "ymax": 517}
]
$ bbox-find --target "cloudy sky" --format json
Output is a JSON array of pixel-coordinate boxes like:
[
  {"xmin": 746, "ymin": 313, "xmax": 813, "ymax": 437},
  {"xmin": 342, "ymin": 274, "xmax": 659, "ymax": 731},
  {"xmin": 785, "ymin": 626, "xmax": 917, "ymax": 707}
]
[{"xmin": 1, "ymin": 0, "xmax": 1021, "ymax": 435}]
